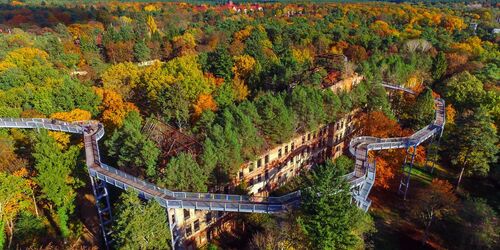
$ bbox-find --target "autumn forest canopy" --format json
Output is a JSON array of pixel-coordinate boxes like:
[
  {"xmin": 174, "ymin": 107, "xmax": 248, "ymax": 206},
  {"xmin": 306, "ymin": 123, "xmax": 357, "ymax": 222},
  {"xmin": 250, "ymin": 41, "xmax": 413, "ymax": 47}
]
[{"xmin": 0, "ymin": 1, "xmax": 498, "ymax": 249}]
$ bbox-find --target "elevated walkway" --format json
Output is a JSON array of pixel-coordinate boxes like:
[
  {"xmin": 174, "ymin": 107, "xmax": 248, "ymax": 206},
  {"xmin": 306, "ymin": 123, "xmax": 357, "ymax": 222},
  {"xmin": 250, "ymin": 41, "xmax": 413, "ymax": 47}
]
[
  {"xmin": 0, "ymin": 84, "xmax": 445, "ymax": 248},
  {"xmin": 0, "ymin": 85, "xmax": 445, "ymax": 214}
]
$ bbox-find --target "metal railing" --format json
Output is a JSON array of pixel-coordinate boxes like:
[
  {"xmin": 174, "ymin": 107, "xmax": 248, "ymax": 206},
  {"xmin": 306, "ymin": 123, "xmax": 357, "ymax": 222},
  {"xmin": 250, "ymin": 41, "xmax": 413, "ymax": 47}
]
[{"xmin": 0, "ymin": 91, "xmax": 444, "ymax": 213}]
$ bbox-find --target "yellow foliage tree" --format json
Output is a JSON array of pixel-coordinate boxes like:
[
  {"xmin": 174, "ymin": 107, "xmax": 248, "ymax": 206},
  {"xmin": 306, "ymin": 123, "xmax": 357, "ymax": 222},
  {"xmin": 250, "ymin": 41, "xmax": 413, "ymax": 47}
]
[
  {"xmin": 442, "ymin": 15, "xmax": 465, "ymax": 32},
  {"xmin": 445, "ymin": 104, "xmax": 456, "ymax": 125},
  {"xmin": 1, "ymin": 48, "xmax": 49, "ymax": 72},
  {"xmin": 47, "ymin": 131, "xmax": 70, "ymax": 150},
  {"xmin": 370, "ymin": 20, "xmax": 399, "ymax": 37},
  {"xmin": 144, "ymin": 4, "xmax": 157, "ymax": 12},
  {"xmin": 0, "ymin": 135, "xmax": 27, "ymax": 174},
  {"xmin": 451, "ymin": 36, "xmax": 484, "ymax": 57},
  {"xmin": 50, "ymin": 109, "xmax": 92, "ymax": 122},
  {"xmin": 100, "ymin": 62, "xmax": 141, "ymax": 100},
  {"xmin": 146, "ymin": 15, "xmax": 158, "ymax": 35},
  {"xmin": 292, "ymin": 48, "xmax": 314, "ymax": 64},
  {"xmin": 233, "ymin": 26, "xmax": 254, "ymax": 41},
  {"xmin": 232, "ymin": 76, "xmax": 249, "ymax": 102},
  {"xmin": 0, "ymin": 171, "xmax": 31, "ymax": 249},
  {"xmin": 232, "ymin": 55, "xmax": 256, "ymax": 78},
  {"xmin": 172, "ymin": 33, "xmax": 196, "ymax": 56},
  {"xmin": 45, "ymin": 109, "xmax": 93, "ymax": 149}
]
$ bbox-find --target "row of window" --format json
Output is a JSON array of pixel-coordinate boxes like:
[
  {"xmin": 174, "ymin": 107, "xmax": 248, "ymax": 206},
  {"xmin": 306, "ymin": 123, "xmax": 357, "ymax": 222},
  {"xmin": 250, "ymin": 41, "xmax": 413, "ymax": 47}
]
[
  {"xmin": 183, "ymin": 211, "xmax": 224, "ymax": 237},
  {"xmin": 335, "ymin": 115, "xmax": 353, "ymax": 131},
  {"xmin": 244, "ymin": 126, "xmax": 329, "ymax": 176}
]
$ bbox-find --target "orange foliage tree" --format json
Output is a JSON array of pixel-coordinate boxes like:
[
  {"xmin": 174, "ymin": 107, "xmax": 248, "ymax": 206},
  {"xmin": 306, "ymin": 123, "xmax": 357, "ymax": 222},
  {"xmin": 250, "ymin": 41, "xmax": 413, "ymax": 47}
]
[
  {"xmin": 105, "ymin": 41, "xmax": 135, "ymax": 63},
  {"xmin": 361, "ymin": 111, "xmax": 410, "ymax": 189},
  {"xmin": 192, "ymin": 94, "xmax": 217, "ymax": 120},
  {"xmin": 93, "ymin": 87, "xmax": 139, "ymax": 128}
]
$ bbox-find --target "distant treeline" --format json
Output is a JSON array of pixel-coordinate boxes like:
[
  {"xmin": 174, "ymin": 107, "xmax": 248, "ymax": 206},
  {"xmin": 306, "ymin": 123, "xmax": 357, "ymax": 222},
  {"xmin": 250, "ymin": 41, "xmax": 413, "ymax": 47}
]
[{"xmin": 1, "ymin": 0, "xmax": 495, "ymax": 6}]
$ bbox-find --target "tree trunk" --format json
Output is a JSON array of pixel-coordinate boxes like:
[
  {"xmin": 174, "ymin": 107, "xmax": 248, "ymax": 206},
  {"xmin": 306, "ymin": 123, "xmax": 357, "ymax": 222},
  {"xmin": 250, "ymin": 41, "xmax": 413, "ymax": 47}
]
[
  {"xmin": 422, "ymin": 214, "xmax": 434, "ymax": 245},
  {"xmin": 456, "ymin": 149, "xmax": 470, "ymax": 191},
  {"xmin": 32, "ymin": 192, "xmax": 39, "ymax": 217},
  {"xmin": 7, "ymin": 219, "xmax": 14, "ymax": 249},
  {"xmin": 456, "ymin": 166, "xmax": 465, "ymax": 191}
]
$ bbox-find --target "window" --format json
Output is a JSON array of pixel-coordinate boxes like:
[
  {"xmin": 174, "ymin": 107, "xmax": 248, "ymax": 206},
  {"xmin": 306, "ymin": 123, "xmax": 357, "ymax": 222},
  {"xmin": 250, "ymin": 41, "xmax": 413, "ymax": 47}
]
[
  {"xmin": 265, "ymin": 155, "xmax": 269, "ymax": 164},
  {"xmin": 206, "ymin": 212, "xmax": 212, "ymax": 223},
  {"xmin": 171, "ymin": 213, "xmax": 176, "ymax": 223},
  {"xmin": 249, "ymin": 163, "xmax": 255, "ymax": 172},
  {"xmin": 302, "ymin": 136, "xmax": 305, "ymax": 144},
  {"xmin": 257, "ymin": 159, "xmax": 262, "ymax": 168},
  {"xmin": 265, "ymin": 170, "xmax": 269, "ymax": 179},
  {"xmin": 249, "ymin": 178, "xmax": 254, "ymax": 185},
  {"xmin": 291, "ymin": 142, "xmax": 295, "ymax": 150},
  {"xmin": 285, "ymin": 145, "xmax": 288, "ymax": 154},
  {"xmin": 307, "ymin": 133, "xmax": 311, "ymax": 141},
  {"xmin": 186, "ymin": 226, "xmax": 192, "ymax": 237},
  {"xmin": 194, "ymin": 220, "xmax": 200, "ymax": 232},
  {"xmin": 239, "ymin": 171, "xmax": 244, "ymax": 180},
  {"xmin": 257, "ymin": 174, "xmax": 262, "ymax": 182},
  {"xmin": 278, "ymin": 149, "xmax": 282, "ymax": 158},
  {"xmin": 184, "ymin": 209, "xmax": 190, "ymax": 220}
]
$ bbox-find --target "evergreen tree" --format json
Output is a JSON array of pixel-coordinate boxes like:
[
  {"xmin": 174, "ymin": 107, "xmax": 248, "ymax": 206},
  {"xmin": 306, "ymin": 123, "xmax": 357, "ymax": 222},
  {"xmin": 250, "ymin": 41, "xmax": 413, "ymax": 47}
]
[
  {"xmin": 133, "ymin": 40, "xmax": 151, "ymax": 62},
  {"xmin": 411, "ymin": 88, "xmax": 435, "ymax": 129},
  {"xmin": 226, "ymin": 105, "xmax": 263, "ymax": 160},
  {"xmin": 288, "ymin": 86, "xmax": 326, "ymax": 132},
  {"xmin": 105, "ymin": 111, "xmax": 160, "ymax": 177},
  {"xmin": 33, "ymin": 131, "xmax": 80, "ymax": 238},
  {"xmin": 432, "ymin": 51, "xmax": 447, "ymax": 81},
  {"xmin": 298, "ymin": 161, "xmax": 374, "ymax": 249},
  {"xmin": 112, "ymin": 191, "xmax": 171, "ymax": 250},
  {"xmin": 255, "ymin": 94, "xmax": 296, "ymax": 144},
  {"xmin": 447, "ymin": 107, "xmax": 498, "ymax": 188},
  {"xmin": 160, "ymin": 152, "xmax": 208, "ymax": 192},
  {"xmin": 208, "ymin": 124, "xmax": 243, "ymax": 183},
  {"xmin": 206, "ymin": 46, "xmax": 233, "ymax": 82},
  {"xmin": 367, "ymin": 83, "xmax": 394, "ymax": 119}
]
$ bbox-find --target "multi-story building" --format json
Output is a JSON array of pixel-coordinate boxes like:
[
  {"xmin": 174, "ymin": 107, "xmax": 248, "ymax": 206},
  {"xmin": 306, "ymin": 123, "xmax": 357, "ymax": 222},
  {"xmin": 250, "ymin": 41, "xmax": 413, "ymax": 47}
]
[
  {"xmin": 166, "ymin": 74, "xmax": 363, "ymax": 249},
  {"xmin": 171, "ymin": 110, "xmax": 360, "ymax": 249}
]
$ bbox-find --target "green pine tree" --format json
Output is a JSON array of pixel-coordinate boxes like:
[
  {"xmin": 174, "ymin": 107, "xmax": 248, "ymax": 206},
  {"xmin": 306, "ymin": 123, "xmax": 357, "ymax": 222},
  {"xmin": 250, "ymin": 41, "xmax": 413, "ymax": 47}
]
[
  {"xmin": 160, "ymin": 152, "xmax": 208, "ymax": 192},
  {"xmin": 448, "ymin": 107, "xmax": 498, "ymax": 189},
  {"xmin": 432, "ymin": 51, "xmax": 447, "ymax": 81},
  {"xmin": 105, "ymin": 111, "xmax": 160, "ymax": 177},
  {"xmin": 298, "ymin": 161, "xmax": 374, "ymax": 249},
  {"xmin": 33, "ymin": 131, "xmax": 80, "ymax": 238},
  {"xmin": 112, "ymin": 191, "xmax": 171, "ymax": 250},
  {"xmin": 133, "ymin": 40, "xmax": 151, "ymax": 62}
]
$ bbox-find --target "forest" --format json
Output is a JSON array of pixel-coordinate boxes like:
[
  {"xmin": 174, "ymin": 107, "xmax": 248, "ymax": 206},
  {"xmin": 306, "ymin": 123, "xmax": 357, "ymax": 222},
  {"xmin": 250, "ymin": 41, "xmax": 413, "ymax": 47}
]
[{"xmin": 0, "ymin": 1, "xmax": 498, "ymax": 249}]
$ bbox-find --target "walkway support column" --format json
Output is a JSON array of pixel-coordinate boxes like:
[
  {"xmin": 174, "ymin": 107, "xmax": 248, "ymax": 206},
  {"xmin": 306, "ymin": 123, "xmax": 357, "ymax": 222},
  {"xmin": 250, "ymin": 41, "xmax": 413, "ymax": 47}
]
[
  {"xmin": 90, "ymin": 175, "xmax": 113, "ymax": 249},
  {"xmin": 398, "ymin": 145, "xmax": 416, "ymax": 200}
]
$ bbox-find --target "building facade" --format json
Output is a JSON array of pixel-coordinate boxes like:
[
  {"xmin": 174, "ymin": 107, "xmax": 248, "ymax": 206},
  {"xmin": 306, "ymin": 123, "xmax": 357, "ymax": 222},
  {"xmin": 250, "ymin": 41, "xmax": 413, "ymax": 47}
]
[{"xmin": 171, "ymin": 110, "xmax": 359, "ymax": 249}]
